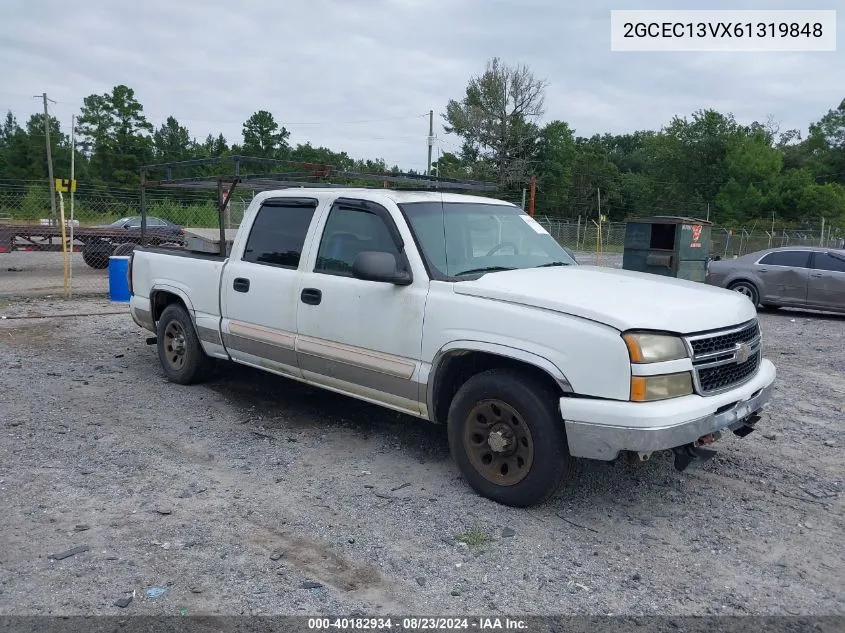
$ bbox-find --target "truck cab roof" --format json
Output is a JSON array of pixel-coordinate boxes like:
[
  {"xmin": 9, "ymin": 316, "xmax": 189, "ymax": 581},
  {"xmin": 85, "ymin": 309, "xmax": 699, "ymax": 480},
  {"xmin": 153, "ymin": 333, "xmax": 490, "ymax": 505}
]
[{"xmin": 253, "ymin": 188, "xmax": 517, "ymax": 208}]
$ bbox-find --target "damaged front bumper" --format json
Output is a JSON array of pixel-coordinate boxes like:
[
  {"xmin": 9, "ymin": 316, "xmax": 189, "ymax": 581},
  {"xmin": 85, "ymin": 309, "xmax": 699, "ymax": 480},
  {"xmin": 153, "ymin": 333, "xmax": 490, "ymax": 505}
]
[{"xmin": 560, "ymin": 358, "xmax": 776, "ymax": 467}]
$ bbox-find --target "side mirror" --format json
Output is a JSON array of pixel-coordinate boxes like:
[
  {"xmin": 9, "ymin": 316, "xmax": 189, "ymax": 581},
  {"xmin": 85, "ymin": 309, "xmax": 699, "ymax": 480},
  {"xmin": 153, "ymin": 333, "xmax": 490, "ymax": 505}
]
[{"xmin": 352, "ymin": 251, "xmax": 412, "ymax": 286}]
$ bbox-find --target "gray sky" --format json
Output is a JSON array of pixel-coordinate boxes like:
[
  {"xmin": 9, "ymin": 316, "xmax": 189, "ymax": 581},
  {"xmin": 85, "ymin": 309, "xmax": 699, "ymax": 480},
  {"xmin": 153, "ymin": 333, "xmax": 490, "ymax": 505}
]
[{"xmin": 2, "ymin": 0, "xmax": 842, "ymax": 172}]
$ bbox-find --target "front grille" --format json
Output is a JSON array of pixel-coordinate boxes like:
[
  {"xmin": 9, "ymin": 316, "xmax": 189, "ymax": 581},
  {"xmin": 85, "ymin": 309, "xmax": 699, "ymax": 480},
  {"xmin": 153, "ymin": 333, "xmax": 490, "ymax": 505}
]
[
  {"xmin": 697, "ymin": 351, "xmax": 760, "ymax": 393},
  {"xmin": 689, "ymin": 320, "xmax": 760, "ymax": 356},
  {"xmin": 685, "ymin": 319, "xmax": 762, "ymax": 395}
]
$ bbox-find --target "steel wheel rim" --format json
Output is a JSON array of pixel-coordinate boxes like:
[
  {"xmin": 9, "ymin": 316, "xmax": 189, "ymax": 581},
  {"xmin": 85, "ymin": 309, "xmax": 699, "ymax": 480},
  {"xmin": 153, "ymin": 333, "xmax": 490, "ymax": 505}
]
[
  {"xmin": 463, "ymin": 399, "xmax": 534, "ymax": 486},
  {"xmin": 164, "ymin": 321, "xmax": 187, "ymax": 370}
]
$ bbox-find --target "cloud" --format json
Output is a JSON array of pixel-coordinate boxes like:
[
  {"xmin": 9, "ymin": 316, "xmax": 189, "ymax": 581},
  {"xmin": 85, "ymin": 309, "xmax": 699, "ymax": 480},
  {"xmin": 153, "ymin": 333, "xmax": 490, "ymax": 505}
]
[{"xmin": 2, "ymin": 0, "xmax": 842, "ymax": 171}]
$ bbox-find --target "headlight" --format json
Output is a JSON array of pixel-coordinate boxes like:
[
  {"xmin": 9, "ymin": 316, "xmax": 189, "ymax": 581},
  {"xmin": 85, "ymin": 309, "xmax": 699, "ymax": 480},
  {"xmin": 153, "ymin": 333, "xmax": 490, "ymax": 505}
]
[
  {"xmin": 622, "ymin": 332, "xmax": 688, "ymax": 363},
  {"xmin": 630, "ymin": 373, "xmax": 694, "ymax": 402}
]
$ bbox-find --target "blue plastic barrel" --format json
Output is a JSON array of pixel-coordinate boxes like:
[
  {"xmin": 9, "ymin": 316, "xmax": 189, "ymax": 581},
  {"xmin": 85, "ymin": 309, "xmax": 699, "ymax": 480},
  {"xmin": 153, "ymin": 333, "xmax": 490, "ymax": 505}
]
[{"xmin": 108, "ymin": 255, "xmax": 131, "ymax": 302}]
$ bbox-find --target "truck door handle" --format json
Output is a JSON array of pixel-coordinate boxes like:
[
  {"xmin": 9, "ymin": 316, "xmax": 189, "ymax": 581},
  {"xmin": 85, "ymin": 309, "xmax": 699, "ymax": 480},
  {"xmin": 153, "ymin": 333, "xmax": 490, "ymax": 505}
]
[
  {"xmin": 810, "ymin": 272, "xmax": 823, "ymax": 278},
  {"xmin": 233, "ymin": 277, "xmax": 250, "ymax": 293},
  {"xmin": 301, "ymin": 288, "xmax": 322, "ymax": 305}
]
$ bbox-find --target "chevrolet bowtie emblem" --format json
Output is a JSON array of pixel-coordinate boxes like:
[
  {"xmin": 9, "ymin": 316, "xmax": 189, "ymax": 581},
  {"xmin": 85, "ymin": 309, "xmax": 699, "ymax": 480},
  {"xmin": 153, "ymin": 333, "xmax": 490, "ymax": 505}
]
[{"xmin": 735, "ymin": 343, "xmax": 751, "ymax": 364}]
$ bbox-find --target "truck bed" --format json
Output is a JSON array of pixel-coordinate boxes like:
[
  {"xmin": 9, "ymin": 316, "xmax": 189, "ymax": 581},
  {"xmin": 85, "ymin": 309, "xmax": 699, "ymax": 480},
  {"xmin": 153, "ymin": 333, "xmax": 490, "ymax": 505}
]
[
  {"xmin": 135, "ymin": 245, "xmax": 227, "ymax": 261},
  {"xmin": 131, "ymin": 246, "xmax": 227, "ymax": 322}
]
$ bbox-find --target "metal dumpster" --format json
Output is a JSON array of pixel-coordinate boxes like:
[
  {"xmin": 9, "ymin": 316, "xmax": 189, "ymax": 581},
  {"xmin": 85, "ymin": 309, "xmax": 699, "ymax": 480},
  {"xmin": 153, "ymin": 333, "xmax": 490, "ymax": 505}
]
[{"xmin": 621, "ymin": 216, "xmax": 712, "ymax": 282}]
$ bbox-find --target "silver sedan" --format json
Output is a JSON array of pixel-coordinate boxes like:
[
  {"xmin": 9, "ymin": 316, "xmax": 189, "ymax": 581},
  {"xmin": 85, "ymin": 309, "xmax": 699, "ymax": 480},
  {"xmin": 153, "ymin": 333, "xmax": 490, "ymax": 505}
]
[{"xmin": 705, "ymin": 246, "xmax": 845, "ymax": 313}]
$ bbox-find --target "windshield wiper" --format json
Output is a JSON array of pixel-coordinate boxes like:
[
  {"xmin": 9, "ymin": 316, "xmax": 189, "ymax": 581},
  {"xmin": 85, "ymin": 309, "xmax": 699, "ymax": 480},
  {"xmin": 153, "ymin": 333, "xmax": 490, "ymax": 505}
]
[
  {"xmin": 454, "ymin": 266, "xmax": 516, "ymax": 276},
  {"xmin": 535, "ymin": 261, "xmax": 572, "ymax": 268}
]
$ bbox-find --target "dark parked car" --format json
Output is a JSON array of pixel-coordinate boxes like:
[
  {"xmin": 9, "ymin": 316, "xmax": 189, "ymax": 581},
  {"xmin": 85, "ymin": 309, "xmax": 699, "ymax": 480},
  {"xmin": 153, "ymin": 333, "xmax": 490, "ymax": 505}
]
[
  {"xmin": 98, "ymin": 215, "xmax": 183, "ymax": 236},
  {"xmin": 706, "ymin": 246, "xmax": 845, "ymax": 313},
  {"xmin": 81, "ymin": 216, "xmax": 184, "ymax": 269}
]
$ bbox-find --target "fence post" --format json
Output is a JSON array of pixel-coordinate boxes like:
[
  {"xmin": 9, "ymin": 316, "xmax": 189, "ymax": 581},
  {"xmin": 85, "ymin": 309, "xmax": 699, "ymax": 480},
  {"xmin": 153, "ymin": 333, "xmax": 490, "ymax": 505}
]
[
  {"xmin": 58, "ymin": 191, "xmax": 69, "ymax": 298},
  {"xmin": 576, "ymin": 216, "xmax": 581, "ymax": 249},
  {"xmin": 140, "ymin": 169, "xmax": 147, "ymax": 245},
  {"xmin": 217, "ymin": 179, "xmax": 227, "ymax": 256},
  {"xmin": 592, "ymin": 220, "xmax": 601, "ymax": 265}
]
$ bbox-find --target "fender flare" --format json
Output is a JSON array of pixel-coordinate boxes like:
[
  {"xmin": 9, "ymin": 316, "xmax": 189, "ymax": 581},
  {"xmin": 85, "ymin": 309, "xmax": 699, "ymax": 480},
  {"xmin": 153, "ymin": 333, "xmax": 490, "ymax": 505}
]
[
  {"xmin": 425, "ymin": 340, "xmax": 574, "ymax": 423},
  {"xmin": 149, "ymin": 283, "xmax": 197, "ymax": 322}
]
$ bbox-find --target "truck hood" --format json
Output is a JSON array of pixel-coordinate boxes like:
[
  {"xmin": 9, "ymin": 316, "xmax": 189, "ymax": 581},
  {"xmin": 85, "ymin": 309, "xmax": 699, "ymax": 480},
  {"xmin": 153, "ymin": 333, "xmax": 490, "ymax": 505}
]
[{"xmin": 452, "ymin": 265, "xmax": 757, "ymax": 333}]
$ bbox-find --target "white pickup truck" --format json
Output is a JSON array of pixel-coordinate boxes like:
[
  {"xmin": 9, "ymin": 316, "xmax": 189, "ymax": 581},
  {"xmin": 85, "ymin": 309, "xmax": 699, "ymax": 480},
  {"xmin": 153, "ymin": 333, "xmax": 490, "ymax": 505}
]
[{"xmin": 128, "ymin": 189, "xmax": 777, "ymax": 507}]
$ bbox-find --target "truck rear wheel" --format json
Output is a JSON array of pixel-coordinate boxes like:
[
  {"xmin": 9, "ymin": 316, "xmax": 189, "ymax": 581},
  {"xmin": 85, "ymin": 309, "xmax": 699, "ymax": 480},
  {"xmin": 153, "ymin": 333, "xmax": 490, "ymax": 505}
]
[
  {"xmin": 156, "ymin": 304, "xmax": 214, "ymax": 385},
  {"xmin": 446, "ymin": 368, "xmax": 574, "ymax": 507}
]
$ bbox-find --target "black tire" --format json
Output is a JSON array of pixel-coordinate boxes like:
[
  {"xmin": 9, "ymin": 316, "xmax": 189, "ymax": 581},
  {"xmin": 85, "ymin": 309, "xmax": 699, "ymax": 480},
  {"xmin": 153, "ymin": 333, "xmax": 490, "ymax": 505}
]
[
  {"xmin": 82, "ymin": 241, "xmax": 113, "ymax": 269},
  {"xmin": 156, "ymin": 303, "xmax": 214, "ymax": 385},
  {"xmin": 728, "ymin": 280, "xmax": 759, "ymax": 307},
  {"xmin": 446, "ymin": 368, "xmax": 575, "ymax": 507},
  {"xmin": 112, "ymin": 242, "xmax": 136, "ymax": 257}
]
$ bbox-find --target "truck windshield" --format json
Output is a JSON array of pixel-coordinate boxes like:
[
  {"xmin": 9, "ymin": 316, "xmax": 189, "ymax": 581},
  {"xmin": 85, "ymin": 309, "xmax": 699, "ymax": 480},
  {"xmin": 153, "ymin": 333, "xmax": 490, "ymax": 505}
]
[{"xmin": 399, "ymin": 201, "xmax": 577, "ymax": 279}]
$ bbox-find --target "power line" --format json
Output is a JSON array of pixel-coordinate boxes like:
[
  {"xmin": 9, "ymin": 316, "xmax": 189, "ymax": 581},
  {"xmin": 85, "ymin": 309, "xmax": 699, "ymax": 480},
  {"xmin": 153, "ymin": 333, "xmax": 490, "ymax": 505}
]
[{"xmin": 283, "ymin": 113, "xmax": 430, "ymax": 126}]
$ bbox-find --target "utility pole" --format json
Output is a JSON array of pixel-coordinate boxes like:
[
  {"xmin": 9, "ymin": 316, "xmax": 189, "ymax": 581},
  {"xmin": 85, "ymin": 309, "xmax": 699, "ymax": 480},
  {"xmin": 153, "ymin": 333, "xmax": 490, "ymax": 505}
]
[
  {"xmin": 528, "ymin": 175, "xmax": 536, "ymax": 217},
  {"xmin": 35, "ymin": 93, "xmax": 58, "ymax": 223},
  {"xmin": 706, "ymin": 202, "xmax": 710, "ymax": 222},
  {"xmin": 597, "ymin": 187, "xmax": 602, "ymax": 266},
  {"xmin": 426, "ymin": 109, "xmax": 433, "ymax": 177},
  {"xmin": 69, "ymin": 114, "xmax": 76, "ymax": 297}
]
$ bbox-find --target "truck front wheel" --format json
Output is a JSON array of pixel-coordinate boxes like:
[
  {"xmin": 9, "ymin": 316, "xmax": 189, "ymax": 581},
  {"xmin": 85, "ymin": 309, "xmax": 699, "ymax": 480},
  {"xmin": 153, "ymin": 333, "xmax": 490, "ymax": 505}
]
[
  {"xmin": 446, "ymin": 368, "xmax": 575, "ymax": 507},
  {"xmin": 156, "ymin": 304, "xmax": 214, "ymax": 385}
]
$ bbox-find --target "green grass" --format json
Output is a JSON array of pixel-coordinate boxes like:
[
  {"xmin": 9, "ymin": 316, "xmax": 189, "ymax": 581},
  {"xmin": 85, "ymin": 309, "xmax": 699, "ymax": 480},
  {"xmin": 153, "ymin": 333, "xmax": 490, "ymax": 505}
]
[
  {"xmin": 455, "ymin": 529, "xmax": 492, "ymax": 549},
  {"xmin": 0, "ymin": 199, "xmax": 220, "ymax": 228}
]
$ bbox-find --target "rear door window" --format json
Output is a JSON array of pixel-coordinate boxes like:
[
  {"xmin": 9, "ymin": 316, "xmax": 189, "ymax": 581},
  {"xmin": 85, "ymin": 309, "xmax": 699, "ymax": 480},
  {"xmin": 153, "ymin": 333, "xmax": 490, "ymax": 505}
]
[
  {"xmin": 242, "ymin": 199, "xmax": 318, "ymax": 269},
  {"xmin": 813, "ymin": 252, "xmax": 845, "ymax": 273}
]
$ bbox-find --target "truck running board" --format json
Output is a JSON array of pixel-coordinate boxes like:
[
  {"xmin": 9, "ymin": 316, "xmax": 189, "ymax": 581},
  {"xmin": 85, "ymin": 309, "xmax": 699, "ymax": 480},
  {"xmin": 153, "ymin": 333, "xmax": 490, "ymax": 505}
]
[
  {"xmin": 146, "ymin": 336, "xmax": 157, "ymax": 345},
  {"xmin": 672, "ymin": 444, "xmax": 718, "ymax": 472}
]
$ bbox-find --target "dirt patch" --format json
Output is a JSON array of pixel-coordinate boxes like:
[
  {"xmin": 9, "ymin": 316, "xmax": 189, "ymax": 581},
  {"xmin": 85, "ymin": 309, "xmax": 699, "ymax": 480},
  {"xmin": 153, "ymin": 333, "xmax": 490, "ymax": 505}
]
[
  {"xmin": 0, "ymin": 319, "xmax": 65, "ymax": 349},
  {"xmin": 250, "ymin": 527, "xmax": 384, "ymax": 593}
]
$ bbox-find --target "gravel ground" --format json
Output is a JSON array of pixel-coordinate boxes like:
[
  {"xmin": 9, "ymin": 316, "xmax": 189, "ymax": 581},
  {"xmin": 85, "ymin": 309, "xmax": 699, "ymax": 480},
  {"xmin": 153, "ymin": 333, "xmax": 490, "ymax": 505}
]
[
  {"xmin": 0, "ymin": 297, "xmax": 842, "ymax": 618},
  {"xmin": 1, "ymin": 252, "xmax": 109, "ymax": 297}
]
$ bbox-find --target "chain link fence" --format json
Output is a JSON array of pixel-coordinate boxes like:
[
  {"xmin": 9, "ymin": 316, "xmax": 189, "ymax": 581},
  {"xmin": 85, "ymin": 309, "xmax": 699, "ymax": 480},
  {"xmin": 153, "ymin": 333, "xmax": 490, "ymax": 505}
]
[
  {"xmin": 0, "ymin": 180, "xmax": 842, "ymax": 298},
  {"xmin": 0, "ymin": 180, "xmax": 252, "ymax": 297},
  {"xmin": 533, "ymin": 217, "xmax": 844, "ymax": 268},
  {"xmin": 535, "ymin": 218, "xmax": 626, "ymax": 268}
]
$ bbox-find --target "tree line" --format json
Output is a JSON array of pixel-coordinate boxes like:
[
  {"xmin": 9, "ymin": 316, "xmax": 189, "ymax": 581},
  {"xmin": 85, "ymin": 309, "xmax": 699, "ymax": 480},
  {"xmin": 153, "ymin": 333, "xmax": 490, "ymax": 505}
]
[
  {"xmin": 438, "ymin": 58, "xmax": 845, "ymax": 227},
  {"xmin": 1, "ymin": 59, "xmax": 843, "ymax": 228},
  {"xmin": 0, "ymin": 85, "xmax": 394, "ymax": 189}
]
